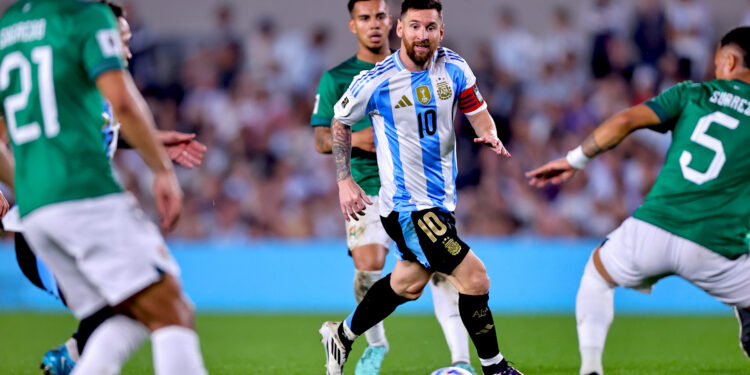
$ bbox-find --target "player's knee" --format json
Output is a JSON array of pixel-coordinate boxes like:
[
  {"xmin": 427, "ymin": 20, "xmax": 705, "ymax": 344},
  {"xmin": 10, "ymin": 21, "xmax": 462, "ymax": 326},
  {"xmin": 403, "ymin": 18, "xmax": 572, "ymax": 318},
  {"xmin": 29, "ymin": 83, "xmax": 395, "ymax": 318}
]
[
  {"xmin": 119, "ymin": 276, "xmax": 195, "ymax": 330},
  {"xmin": 395, "ymin": 281, "xmax": 427, "ymax": 300},
  {"xmin": 397, "ymin": 288, "xmax": 423, "ymax": 300},
  {"xmin": 351, "ymin": 245, "xmax": 386, "ymax": 271},
  {"xmin": 145, "ymin": 295, "xmax": 195, "ymax": 330},
  {"xmin": 353, "ymin": 258, "xmax": 384, "ymax": 271},
  {"xmin": 463, "ymin": 272, "xmax": 490, "ymax": 295}
]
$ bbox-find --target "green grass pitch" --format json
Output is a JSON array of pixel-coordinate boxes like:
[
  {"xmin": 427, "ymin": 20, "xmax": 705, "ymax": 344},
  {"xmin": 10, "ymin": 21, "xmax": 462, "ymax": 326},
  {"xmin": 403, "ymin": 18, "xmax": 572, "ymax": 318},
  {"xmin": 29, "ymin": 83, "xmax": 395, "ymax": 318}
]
[{"xmin": 0, "ymin": 312, "xmax": 747, "ymax": 374}]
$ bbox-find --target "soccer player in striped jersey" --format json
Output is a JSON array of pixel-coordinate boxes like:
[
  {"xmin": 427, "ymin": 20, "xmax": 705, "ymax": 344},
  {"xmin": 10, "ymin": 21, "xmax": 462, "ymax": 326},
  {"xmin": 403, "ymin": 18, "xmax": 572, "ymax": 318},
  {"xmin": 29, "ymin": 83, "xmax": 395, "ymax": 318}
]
[
  {"xmin": 319, "ymin": 1, "xmax": 522, "ymax": 374},
  {"xmin": 311, "ymin": 0, "xmax": 475, "ymax": 373},
  {"xmin": 527, "ymin": 27, "xmax": 750, "ymax": 375}
]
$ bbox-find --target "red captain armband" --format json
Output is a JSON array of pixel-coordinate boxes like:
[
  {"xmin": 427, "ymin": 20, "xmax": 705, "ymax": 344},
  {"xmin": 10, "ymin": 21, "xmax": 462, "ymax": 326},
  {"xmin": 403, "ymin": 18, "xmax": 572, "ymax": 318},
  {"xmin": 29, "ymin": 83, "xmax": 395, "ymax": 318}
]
[{"xmin": 458, "ymin": 84, "xmax": 485, "ymax": 114}]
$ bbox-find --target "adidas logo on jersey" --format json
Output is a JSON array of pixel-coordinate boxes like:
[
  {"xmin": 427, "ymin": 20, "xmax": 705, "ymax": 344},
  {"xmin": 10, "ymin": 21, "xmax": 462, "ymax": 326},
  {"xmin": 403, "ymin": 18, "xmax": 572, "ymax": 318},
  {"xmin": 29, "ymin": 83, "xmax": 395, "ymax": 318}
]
[{"xmin": 394, "ymin": 95, "xmax": 413, "ymax": 109}]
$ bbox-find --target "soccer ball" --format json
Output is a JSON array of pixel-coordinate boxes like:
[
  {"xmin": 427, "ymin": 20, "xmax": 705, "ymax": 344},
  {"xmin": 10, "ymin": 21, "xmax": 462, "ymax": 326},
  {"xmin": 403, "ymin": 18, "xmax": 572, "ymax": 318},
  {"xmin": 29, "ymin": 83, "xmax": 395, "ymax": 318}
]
[{"xmin": 430, "ymin": 367, "xmax": 473, "ymax": 375}]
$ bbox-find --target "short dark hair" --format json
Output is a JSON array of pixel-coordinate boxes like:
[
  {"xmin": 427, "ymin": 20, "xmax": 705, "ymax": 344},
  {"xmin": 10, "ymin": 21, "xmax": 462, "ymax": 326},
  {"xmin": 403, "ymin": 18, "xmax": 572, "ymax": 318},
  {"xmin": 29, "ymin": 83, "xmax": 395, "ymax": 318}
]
[
  {"xmin": 98, "ymin": 0, "xmax": 126, "ymax": 18},
  {"xmin": 400, "ymin": 0, "xmax": 442, "ymax": 18},
  {"xmin": 720, "ymin": 27, "xmax": 750, "ymax": 68},
  {"xmin": 347, "ymin": 0, "xmax": 368, "ymax": 14}
]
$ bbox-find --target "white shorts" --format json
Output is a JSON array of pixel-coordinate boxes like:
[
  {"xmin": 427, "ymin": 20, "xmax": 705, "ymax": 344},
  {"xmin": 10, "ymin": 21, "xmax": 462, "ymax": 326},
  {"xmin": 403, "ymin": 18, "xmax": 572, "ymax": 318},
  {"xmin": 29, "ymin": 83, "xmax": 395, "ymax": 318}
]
[
  {"xmin": 345, "ymin": 195, "xmax": 390, "ymax": 251},
  {"xmin": 21, "ymin": 193, "xmax": 180, "ymax": 319},
  {"xmin": 2, "ymin": 205, "xmax": 21, "ymax": 232},
  {"xmin": 599, "ymin": 217, "xmax": 750, "ymax": 307}
]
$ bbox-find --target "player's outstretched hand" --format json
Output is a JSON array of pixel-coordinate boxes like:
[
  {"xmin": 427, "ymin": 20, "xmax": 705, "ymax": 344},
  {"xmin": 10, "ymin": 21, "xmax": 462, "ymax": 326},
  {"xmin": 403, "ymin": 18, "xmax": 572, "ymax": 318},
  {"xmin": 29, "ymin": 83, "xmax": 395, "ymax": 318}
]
[
  {"xmin": 158, "ymin": 131, "xmax": 207, "ymax": 169},
  {"xmin": 525, "ymin": 158, "xmax": 577, "ymax": 188},
  {"xmin": 153, "ymin": 170, "xmax": 183, "ymax": 232},
  {"xmin": 474, "ymin": 136, "xmax": 511, "ymax": 158},
  {"xmin": 337, "ymin": 177, "xmax": 373, "ymax": 222},
  {"xmin": 0, "ymin": 191, "xmax": 9, "ymax": 218}
]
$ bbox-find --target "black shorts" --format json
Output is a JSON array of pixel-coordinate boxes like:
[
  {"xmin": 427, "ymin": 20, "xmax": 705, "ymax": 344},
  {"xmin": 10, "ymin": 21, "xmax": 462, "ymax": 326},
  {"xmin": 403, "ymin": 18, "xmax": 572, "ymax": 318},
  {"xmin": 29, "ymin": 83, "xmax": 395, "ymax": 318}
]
[{"xmin": 380, "ymin": 208, "xmax": 469, "ymax": 274}]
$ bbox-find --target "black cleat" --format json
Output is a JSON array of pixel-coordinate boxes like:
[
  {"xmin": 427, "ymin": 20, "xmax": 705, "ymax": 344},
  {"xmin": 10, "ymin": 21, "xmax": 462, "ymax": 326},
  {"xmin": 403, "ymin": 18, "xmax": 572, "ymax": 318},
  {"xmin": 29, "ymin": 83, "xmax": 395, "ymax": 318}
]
[
  {"xmin": 736, "ymin": 307, "xmax": 750, "ymax": 358},
  {"xmin": 492, "ymin": 359, "xmax": 524, "ymax": 375}
]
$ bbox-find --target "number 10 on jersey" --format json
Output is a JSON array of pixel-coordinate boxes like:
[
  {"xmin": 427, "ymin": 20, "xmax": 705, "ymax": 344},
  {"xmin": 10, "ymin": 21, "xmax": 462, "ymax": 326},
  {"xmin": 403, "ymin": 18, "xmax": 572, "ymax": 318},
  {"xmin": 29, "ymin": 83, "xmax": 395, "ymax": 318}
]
[{"xmin": 418, "ymin": 109, "xmax": 437, "ymax": 139}]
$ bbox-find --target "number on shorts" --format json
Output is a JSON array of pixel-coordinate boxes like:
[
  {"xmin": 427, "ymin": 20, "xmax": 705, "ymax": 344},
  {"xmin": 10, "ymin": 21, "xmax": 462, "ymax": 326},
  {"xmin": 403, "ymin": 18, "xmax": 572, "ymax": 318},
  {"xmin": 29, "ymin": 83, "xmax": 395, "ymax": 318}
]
[
  {"xmin": 680, "ymin": 111, "xmax": 739, "ymax": 185},
  {"xmin": 417, "ymin": 211, "xmax": 447, "ymax": 243}
]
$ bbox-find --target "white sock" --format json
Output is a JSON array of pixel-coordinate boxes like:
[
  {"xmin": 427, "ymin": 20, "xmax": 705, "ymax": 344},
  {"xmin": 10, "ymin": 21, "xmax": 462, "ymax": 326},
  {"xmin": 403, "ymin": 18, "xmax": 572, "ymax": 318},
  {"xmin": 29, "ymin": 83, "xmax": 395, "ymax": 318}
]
[
  {"xmin": 152, "ymin": 326, "xmax": 208, "ymax": 375},
  {"xmin": 354, "ymin": 269, "xmax": 388, "ymax": 348},
  {"xmin": 479, "ymin": 352, "xmax": 504, "ymax": 367},
  {"xmin": 430, "ymin": 274, "xmax": 470, "ymax": 364},
  {"xmin": 71, "ymin": 315, "xmax": 149, "ymax": 375},
  {"xmin": 64, "ymin": 337, "xmax": 80, "ymax": 362},
  {"xmin": 576, "ymin": 256, "xmax": 615, "ymax": 375},
  {"xmin": 341, "ymin": 320, "xmax": 358, "ymax": 342}
]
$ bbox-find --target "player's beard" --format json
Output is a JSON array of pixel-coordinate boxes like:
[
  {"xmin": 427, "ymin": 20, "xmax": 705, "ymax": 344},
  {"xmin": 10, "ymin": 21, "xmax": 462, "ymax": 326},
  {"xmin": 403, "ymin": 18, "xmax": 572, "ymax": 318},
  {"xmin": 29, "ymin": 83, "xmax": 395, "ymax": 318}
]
[{"xmin": 404, "ymin": 38, "xmax": 436, "ymax": 66}]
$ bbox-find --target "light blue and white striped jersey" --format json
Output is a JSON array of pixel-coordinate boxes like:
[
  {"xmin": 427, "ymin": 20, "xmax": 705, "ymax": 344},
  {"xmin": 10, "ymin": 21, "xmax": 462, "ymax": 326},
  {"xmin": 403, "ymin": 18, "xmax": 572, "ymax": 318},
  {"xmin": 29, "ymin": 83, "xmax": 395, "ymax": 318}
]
[{"xmin": 334, "ymin": 47, "xmax": 487, "ymax": 215}]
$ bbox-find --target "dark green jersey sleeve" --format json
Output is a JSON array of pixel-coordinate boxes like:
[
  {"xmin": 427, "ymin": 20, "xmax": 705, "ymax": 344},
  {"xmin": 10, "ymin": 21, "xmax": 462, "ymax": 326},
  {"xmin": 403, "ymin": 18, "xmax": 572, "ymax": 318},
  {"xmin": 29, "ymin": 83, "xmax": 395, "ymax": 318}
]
[
  {"xmin": 311, "ymin": 71, "xmax": 340, "ymax": 127},
  {"xmin": 78, "ymin": 4, "xmax": 127, "ymax": 81},
  {"xmin": 645, "ymin": 81, "xmax": 699, "ymax": 124}
]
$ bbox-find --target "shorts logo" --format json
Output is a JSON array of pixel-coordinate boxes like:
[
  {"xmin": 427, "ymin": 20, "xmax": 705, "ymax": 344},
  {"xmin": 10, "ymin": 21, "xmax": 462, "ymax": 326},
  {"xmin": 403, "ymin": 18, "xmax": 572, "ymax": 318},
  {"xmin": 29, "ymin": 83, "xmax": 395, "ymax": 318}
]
[
  {"xmin": 437, "ymin": 79, "xmax": 452, "ymax": 100},
  {"xmin": 348, "ymin": 225, "xmax": 364, "ymax": 239},
  {"xmin": 416, "ymin": 86, "xmax": 431, "ymax": 105},
  {"xmin": 442, "ymin": 237, "xmax": 462, "ymax": 256},
  {"xmin": 341, "ymin": 96, "xmax": 350, "ymax": 109}
]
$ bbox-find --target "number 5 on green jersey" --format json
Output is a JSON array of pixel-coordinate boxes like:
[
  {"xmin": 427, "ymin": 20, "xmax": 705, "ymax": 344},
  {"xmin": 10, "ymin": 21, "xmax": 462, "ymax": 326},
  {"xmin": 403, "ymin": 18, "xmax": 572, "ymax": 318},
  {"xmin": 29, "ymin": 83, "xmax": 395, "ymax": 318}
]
[{"xmin": 680, "ymin": 111, "xmax": 739, "ymax": 185}]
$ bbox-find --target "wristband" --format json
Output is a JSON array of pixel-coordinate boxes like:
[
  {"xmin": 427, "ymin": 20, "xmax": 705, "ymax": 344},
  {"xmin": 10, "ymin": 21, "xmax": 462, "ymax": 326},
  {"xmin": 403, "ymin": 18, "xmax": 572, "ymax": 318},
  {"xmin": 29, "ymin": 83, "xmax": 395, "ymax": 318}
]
[{"xmin": 566, "ymin": 145, "xmax": 590, "ymax": 169}]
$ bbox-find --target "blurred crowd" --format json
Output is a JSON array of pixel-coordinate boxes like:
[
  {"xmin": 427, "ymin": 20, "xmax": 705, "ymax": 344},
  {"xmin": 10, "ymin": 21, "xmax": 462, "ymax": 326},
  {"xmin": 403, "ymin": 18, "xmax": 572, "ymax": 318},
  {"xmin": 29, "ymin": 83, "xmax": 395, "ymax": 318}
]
[{"xmin": 109, "ymin": 0, "xmax": 746, "ymax": 240}]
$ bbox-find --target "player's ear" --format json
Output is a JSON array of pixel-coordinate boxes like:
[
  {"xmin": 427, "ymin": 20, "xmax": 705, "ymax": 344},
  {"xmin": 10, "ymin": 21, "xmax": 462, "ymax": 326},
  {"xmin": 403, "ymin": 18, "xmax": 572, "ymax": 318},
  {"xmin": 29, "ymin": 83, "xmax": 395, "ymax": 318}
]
[
  {"xmin": 348, "ymin": 17, "xmax": 357, "ymax": 35},
  {"xmin": 439, "ymin": 23, "xmax": 444, "ymax": 41},
  {"xmin": 729, "ymin": 52, "xmax": 743, "ymax": 74},
  {"xmin": 396, "ymin": 18, "xmax": 403, "ymax": 38}
]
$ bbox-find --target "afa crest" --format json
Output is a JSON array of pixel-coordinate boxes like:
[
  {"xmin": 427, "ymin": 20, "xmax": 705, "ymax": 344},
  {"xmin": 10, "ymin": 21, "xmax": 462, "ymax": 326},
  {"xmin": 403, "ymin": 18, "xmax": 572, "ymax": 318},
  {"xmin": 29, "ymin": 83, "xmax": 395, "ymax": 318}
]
[
  {"xmin": 437, "ymin": 80, "xmax": 452, "ymax": 100},
  {"xmin": 442, "ymin": 238, "xmax": 462, "ymax": 256},
  {"xmin": 416, "ymin": 85, "xmax": 431, "ymax": 105}
]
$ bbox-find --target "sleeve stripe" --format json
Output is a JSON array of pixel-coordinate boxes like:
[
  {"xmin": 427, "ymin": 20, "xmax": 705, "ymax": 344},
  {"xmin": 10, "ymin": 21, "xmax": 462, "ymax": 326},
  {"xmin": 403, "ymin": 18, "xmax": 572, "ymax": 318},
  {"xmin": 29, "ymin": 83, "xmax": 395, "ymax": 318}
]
[
  {"xmin": 644, "ymin": 101, "xmax": 669, "ymax": 123},
  {"xmin": 459, "ymin": 96, "xmax": 479, "ymax": 106},
  {"xmin": 464, "ymin": 102, "xmax": 488, "ymax": 116},
  {"xmin": 459, "ymin": 99, "xmax": 482, "ymax": 112},
  {"xmin": 458, "ymin": 96, "xmax": 476, "ymax": 104},
  {"xmin": 458, "ymin": 85, "xmax": 484, "ymax": 114},
  {"xmin": 87, "ymin": 58, "xmax": 126, "ymax": 80},
  {"xmin": 310, "ymin": 116, "xmax": 332, "ymax": 127}
]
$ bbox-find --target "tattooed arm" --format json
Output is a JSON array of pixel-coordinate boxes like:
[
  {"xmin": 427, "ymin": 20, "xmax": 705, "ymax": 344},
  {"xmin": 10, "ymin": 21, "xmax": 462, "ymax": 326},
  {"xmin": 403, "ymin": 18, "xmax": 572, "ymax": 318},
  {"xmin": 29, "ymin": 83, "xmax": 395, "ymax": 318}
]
[
  {"xmin": 526, "ymin": 104, "xmax": 662, "ymax": 187},
  {"xmin": 332, "ymin": 119, "xmax": 352, "ymax": 181},
  {"xmin": 333, "ymin": 119, "xmax": 372, "ymax": 221},
  {"xmin": 580, "ymin": 104, "xmax": 662, "ymax": 158}
]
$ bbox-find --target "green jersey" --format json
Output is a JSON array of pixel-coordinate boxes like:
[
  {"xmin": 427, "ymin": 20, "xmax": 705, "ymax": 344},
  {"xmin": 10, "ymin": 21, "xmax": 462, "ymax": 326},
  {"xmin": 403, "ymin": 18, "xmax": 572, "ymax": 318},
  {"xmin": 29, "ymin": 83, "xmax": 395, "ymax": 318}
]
[
  {"xmin": 636, "ymin": 79, "xmax": 750, "ymax": 259},
  {"xmin": 311, "ymin": 56, "xmax": 380, "ymax": 196},
  {"xmin": 0, "ymin": 0, "xmax": 126, "ymax": 217}
]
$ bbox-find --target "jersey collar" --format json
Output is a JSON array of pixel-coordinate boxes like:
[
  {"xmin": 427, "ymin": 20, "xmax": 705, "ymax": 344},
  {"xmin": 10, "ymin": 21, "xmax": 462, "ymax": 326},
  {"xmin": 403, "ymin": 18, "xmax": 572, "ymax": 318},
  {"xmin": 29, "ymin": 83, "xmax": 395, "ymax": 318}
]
[
  {"xmin": 393, "ymin": 50, "xmax": 405, "ymax": 71},
  {"xmin": 731, "ymin": 79, "xmax": 750, "ymax": 90}
]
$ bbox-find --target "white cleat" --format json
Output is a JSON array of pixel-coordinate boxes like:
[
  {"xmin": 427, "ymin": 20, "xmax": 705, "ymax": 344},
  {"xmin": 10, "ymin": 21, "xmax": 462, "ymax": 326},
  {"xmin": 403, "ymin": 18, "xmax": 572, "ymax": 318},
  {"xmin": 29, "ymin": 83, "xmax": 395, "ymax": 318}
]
[{"xmin": 319, "ymin": 321, "xmax": 351, "ymax": 375}]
